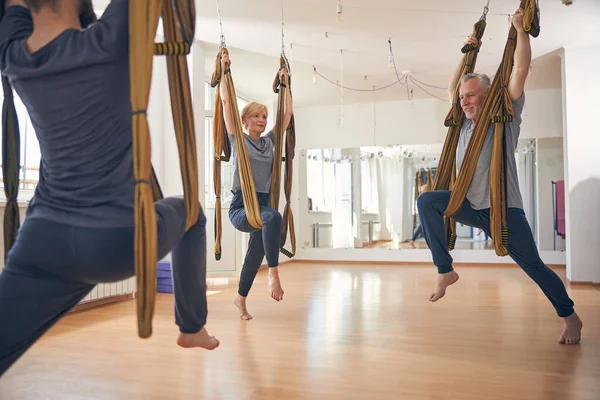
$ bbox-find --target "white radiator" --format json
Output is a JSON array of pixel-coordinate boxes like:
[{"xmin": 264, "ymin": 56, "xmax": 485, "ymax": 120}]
[{"xmin": 79, "ymin": 277, "xmax": 137, "ymax": 303}]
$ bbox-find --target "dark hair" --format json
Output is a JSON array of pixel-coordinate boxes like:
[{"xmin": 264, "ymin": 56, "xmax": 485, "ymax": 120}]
[
  {"xmin": 79, "ymin": 0, "xmax": 96, "ymax": 27},
  {"xmin": 23, "ymin": 0, "xmax": 96, "ymax": 27},
  {"xmin": 23, "ymin": 0, "xmax": 58, "ymax": 12}
]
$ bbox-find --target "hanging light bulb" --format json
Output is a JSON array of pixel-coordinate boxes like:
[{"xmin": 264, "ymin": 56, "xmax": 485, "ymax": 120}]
[
  {"xmin": 388, "ymin": 54, "xmax": 393, "ymax": 68},
  {"xmin": 313, "ymin": 74, "xmax": 317, "ymax": 88},
  {"xmin": 336, "ymin": 0, "xmax": 343, "ymax": 22}
]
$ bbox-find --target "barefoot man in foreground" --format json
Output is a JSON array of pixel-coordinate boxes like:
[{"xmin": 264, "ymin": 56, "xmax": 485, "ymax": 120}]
[{"xmin": 416, "ymin": 8, "xmax": 583, "ymax": 345}]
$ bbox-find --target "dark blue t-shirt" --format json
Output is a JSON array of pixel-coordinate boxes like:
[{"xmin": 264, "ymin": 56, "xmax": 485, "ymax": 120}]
[{"xmin": 0, "ymin": 1, "xmax": 135, "ymax": 228}]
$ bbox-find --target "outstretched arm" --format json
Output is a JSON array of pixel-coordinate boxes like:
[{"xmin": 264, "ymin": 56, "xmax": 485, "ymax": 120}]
[
  {"xmin": 0, "ymin": 1, "xmax": 32, "ymax": 58},
  {"xmin": 508, "ymin": 8, "xmax": 531, "ymax": 101},
  {"xmin": 447, "ymin": 35, "xmax": 481, "ymax": 105},
  {"xmin": 272, "ymin": 68, "xmax": 293, "ymax": 134}
]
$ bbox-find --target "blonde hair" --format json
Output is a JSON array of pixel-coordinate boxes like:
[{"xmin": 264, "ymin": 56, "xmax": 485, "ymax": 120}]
[{"xmin": 241, "ymin": 102, "xmax": 268, "ymax": 131}]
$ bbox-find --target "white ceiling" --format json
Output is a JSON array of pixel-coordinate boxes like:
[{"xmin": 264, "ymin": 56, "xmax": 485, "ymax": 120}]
[{"xmin": 95, "ymin": 0, "xmax": 599, "ymax": 106}]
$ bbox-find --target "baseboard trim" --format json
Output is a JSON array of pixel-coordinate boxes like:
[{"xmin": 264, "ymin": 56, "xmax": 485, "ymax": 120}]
[
  {"xmin": 70, "ymin": 293, "xmax": 134, "ymax": 314},
  {"xmin": 283, "ymin": 259, "xmax": 566, "ymax": 269},
  {"xmin": 567, "ymin": 280, "xmax": 600, "ymax": 288}
]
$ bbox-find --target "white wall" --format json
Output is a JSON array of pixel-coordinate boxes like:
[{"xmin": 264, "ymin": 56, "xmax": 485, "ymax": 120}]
[
  {"xmin": 536, "ymin": 137, "xmax": 565, "ymax": 252},
  {"xmin": 296, "ymin": 89, "xmax": 563, "ymax": 150},
  {"xmin": 561, "ymin": 45, "xmax": 600, "ymax": 284}
]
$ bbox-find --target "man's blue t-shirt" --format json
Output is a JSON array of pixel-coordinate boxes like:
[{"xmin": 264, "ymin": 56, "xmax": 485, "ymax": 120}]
[{"xmin": 0, "ymin": 1, "xmax": 135, "ymax": 228}]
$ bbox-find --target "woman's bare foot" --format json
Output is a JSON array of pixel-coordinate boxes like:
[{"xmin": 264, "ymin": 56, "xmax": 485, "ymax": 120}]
[
  {"xmin": 177, "ymin": 327, "xmax": 220, "ymax": 350},
  {"xmin": 268, "ymin": 267, "xmax": 284, "ymax": 301},
  {"xmin": 559, "ymin": 312, "xmax": 583, "ymax": 345},
  {"xmin": 234, "ymin": 295, "xmax": 252, "ymax": 320},
  {"xmin": 429, "ymin": 270, "xmax": 460, "ymax": 302}
]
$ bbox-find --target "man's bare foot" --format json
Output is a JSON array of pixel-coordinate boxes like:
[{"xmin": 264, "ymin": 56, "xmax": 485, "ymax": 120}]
[
  {"xmin": 177, "ymin": 327, "xmax": 220, "ymax": 350},
  {"xmin": 429, "ymin": 270, "xmax": 460, "ymax": 302},
  {"xmin": 268, "ymin": 267, "xmax": 284, "ymax": 301},
  {"xmin": 234, "ymin": 295, "xmax": 252, "ymax": 320},
  {"xmin": 559, "ymin": 312, "xmax": 583, "ymax": 345}
]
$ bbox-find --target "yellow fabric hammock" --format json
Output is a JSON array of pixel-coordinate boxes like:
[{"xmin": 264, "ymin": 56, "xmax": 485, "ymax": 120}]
[
  {"xmin": 270, "ymin": 55, "xmax": 296, "ymax": 258},
  {"xmin": 210, "ymin": 48, "xmax": 263, "ymax": 262},
  {"xmin": 129, "ymin": 0, "xmax": 200, "ymax": 338},
  {"xmin": 210, "ymin": 50, "xmax": 296, "ymax": 260},
  {"xmin": 433, "ymin": 0, "xmax": 540, "ymax": 256},
  {"xmin": 431, "ymin": 15, "xmax": 487, "ymax": 251}
]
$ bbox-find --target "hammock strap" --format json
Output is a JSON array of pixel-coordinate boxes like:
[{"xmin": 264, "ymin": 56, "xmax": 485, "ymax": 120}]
[
  {"xmin": 154, "ymin": 41, "xmax": 191, "ymax": 56},
  {"xmin": 270, "ymin": 56, "xmax": 296, "ymax": 258},
  {"xmin": 129, "ymin": 0, "xmax": 162, "ymax": 339},
  {"xmin": 161, "ymin": 0, "xmax": 199, "ymax": 232},
  {"xmin": 432, "ymin": 15, "xmax": 487, "ymax": 251},
  {"xmin": 129, "ymin": 0, "xmax": 200, "ymax": 338},
  {"xmin": 269, "ymin": 58, "xmax": 286, "ymax": 212}
]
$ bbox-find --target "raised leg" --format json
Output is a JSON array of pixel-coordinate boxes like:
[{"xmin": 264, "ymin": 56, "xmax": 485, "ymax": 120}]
[
  {"xmin": 417, "ymin": 190, "xmax": 485, "ymax": 301},
  {"xmin": 155, "ymin": 197, "xmax": 219, "ymax": 350}
]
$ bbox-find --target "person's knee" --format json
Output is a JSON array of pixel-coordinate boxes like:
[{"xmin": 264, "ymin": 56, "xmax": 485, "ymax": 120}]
[
  {"xmin": 417, "ymin": 190, "xmax": 451, "ymax": 214},
  {"xmin": 416, "ymin": 191, "xmax": 436, "ymax": 213},
  {"xmin": 169, "ymin": 197, "xmax": 206, "ymax": 230},
  {"xmin": 262, "ymin": 208, "xmax": 282, "ymax": 226}
]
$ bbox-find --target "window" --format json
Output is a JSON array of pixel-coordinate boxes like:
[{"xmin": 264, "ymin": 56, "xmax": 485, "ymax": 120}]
[
  {"xmin": 204, "ymin": 82, "xmax": 249, "ymax": 208},
  {"xmin": 360, "ymin": 153, "xmax": 379, "ymax": 214},
  {"xmin": 306, "ymin": 149, "xmax": 337, "ymax": 212},
  {"xmin": 0, "ymin": 92, "xmax": 41, "ymax": 201}
]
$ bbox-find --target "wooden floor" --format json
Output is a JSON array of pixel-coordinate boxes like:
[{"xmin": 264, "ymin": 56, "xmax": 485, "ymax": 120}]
[
  {"xmin": 364, "ymin": 238, "xmax": 495, "ymax": 250},
  {"xmin": 1, "ymin": 262, "xmax": 599, "ymax": 400}
]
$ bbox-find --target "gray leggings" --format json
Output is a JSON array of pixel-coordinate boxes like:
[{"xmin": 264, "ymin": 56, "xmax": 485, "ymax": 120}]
[{"xmin": 0, "ymin": 197, "xmax": 208, "ymax": 377}]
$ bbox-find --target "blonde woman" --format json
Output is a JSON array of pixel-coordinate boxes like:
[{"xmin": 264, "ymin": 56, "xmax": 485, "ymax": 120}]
[{"xmin": 219, "ymin": 51, "xmax": 293, "ymax": 320}]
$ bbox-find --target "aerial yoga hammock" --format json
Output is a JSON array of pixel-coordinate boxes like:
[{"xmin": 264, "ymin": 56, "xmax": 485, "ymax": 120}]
[
  {"xmin": 432, "ymin": 0, "xmax": 540, "ymax": 256},
  {"xmin": 210, "ymin": 26, "xmax": 296, "ymax": 262},
  {"xmin": 127, "ymin": 0, "xmax": 202, "ymax": 338}
]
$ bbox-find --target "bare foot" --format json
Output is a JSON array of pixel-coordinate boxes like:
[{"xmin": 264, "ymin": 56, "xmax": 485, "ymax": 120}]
[
  {"xmin": 177, "ymin": 327, "xmax": 220, "ymax": 350},
  {"xmin": 429, "ymin": 270, "xmax": 460, "ymax": 302},
  {"xmin": 268, "ymin": 267, "xmax": 284, "ymax": 301},
  {"xmin": 559, "ymin": 312, "xmax": 583, "ymax": 345},
  {"xmin": 234, "ymin": 295, "xmax": 252, "ymax": 320}
]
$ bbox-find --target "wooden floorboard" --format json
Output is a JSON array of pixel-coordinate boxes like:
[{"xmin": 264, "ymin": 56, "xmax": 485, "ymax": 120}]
[{"xmin": 1, "ymin": 262, "xmax": 599, "ymax": 400}]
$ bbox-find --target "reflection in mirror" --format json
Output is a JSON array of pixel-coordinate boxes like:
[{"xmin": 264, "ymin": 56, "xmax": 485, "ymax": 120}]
[{"xmin": 305, "ymin": 137, "xmax": 564, "ymax": 252}]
